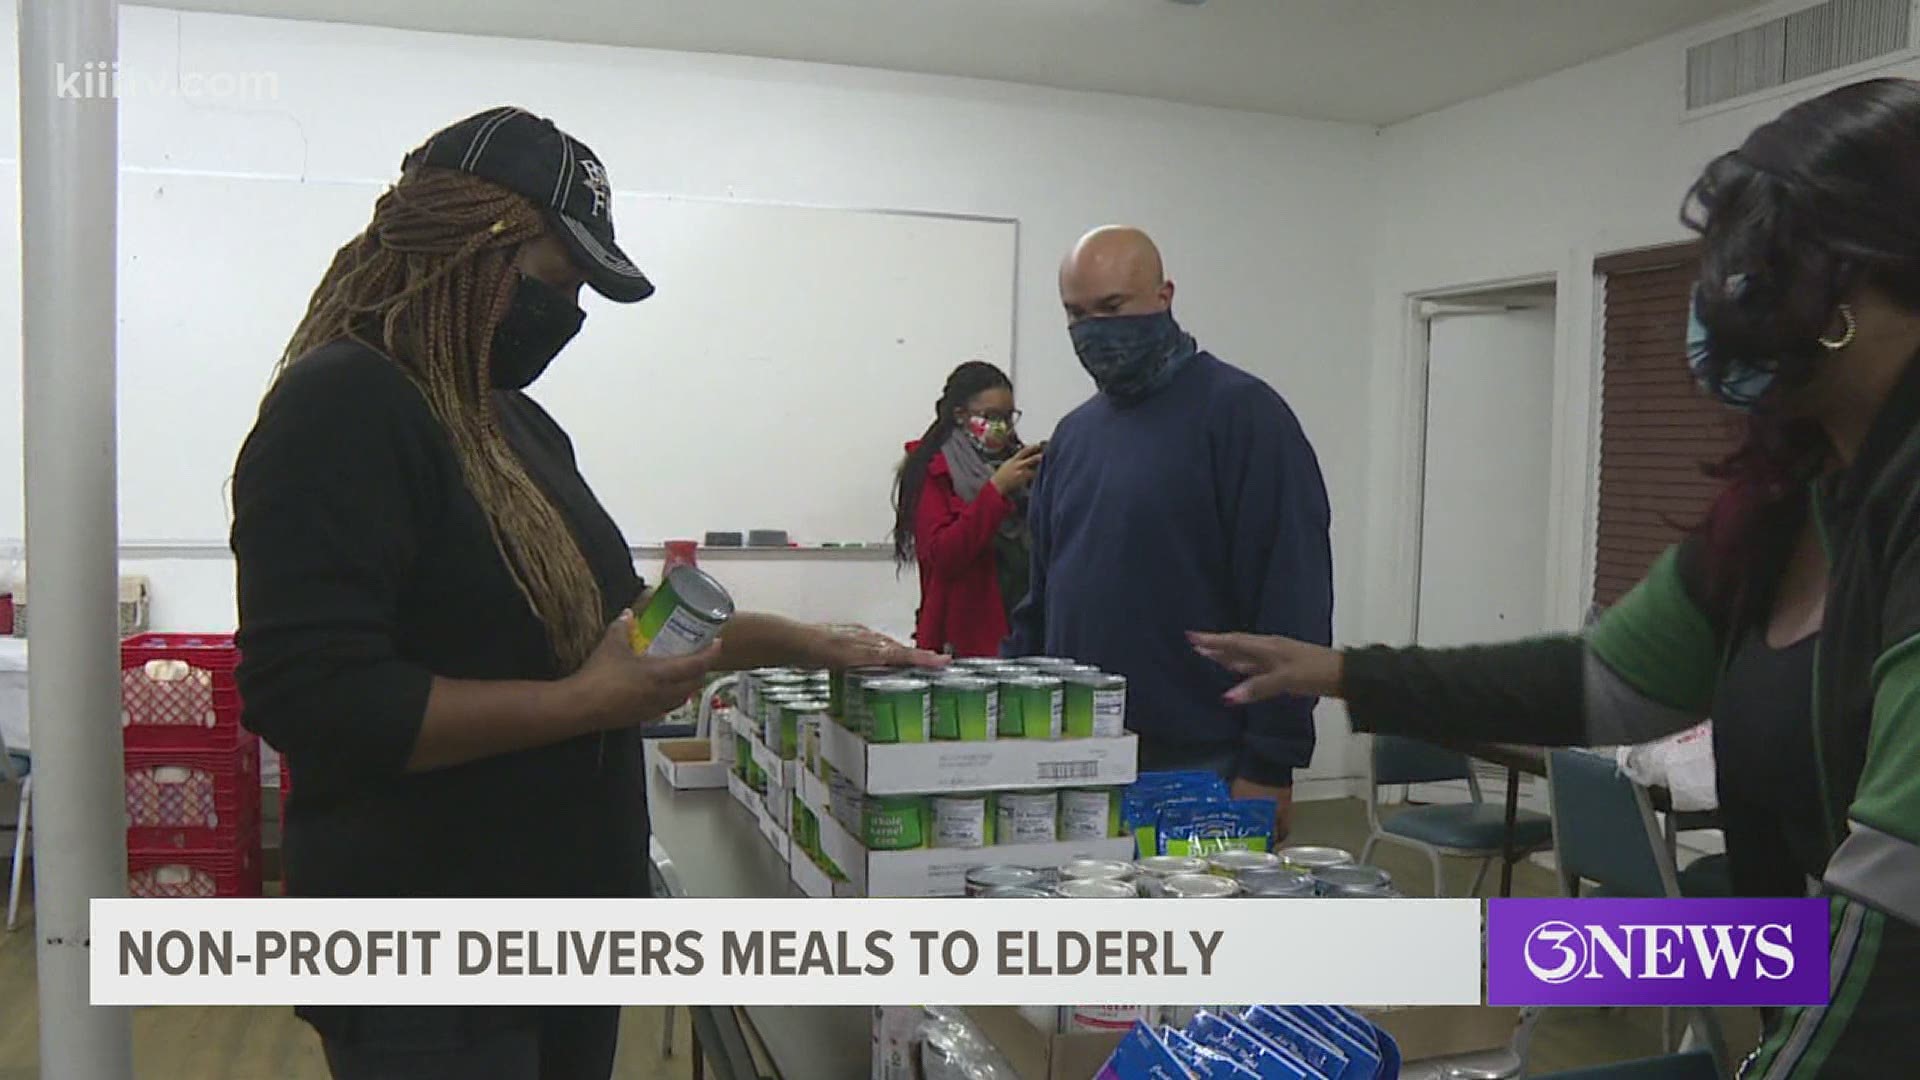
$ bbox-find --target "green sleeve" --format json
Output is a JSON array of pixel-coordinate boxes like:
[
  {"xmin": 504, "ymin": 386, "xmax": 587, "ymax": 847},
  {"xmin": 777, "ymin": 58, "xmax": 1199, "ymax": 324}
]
[{"xmin": 1583, "ymin": 545, "xmax": 1722, "ymax": 714}]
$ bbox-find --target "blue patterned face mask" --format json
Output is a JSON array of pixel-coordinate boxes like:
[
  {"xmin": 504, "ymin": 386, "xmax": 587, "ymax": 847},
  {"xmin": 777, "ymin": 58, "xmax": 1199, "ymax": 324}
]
[
  {"xmin": 1068, "ymin": 310, "xmax": 1198, "ymax": 403},
  {"xmin": 1687, "ymin": 282, "xmax": 1774, "ymax": 409}
]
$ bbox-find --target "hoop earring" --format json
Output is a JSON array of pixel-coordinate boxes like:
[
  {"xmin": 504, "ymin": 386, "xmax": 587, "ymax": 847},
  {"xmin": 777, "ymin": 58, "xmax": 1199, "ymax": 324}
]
[{"xmin": 1819, "ymin": 304, "xmax": 1857, "ymax": 351}]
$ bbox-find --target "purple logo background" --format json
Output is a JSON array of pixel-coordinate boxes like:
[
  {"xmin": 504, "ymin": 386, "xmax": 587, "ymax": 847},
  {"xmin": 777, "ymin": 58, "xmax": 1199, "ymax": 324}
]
[{"xmin": 1487, "ymin": 898, "xmax": 1829, "ymax": 1007}]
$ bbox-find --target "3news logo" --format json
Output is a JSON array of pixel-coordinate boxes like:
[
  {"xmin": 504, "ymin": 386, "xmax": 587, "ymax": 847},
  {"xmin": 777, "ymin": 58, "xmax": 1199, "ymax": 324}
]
[{"xmin": 1487, "ymin": 899, "xmax": 1831, "ymax": 1007}]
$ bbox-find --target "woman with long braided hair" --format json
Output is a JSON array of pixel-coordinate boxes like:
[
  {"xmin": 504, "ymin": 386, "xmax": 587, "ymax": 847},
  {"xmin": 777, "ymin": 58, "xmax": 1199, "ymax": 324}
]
[{"xmin": 231, "ymin": 108, "xmax": 938, "ymax": 1080}]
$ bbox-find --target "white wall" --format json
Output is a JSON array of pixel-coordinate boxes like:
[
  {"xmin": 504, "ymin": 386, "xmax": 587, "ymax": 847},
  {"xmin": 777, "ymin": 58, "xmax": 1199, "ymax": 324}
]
[
  {"xmin": 1360, "ymin": 0, "xmax": 1920, "ymax": 647},
  {"xmin": 0, "ymin": 5, "xmax": 1381, "ymax": 784}
]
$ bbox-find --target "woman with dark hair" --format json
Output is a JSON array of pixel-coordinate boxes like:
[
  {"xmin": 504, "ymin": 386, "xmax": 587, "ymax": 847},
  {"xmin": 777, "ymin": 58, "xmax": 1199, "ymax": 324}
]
[
  {"xmin": 1193, "ymin": 78, "xmax": 1920, "ymax": 1077},
  {"xmin": 232, "ymin": 107, "xmax": 938, "ymax": 1079},
  {"xmin": 894, "ymin": 361, "xmax": 1042, "ymax": 656}
]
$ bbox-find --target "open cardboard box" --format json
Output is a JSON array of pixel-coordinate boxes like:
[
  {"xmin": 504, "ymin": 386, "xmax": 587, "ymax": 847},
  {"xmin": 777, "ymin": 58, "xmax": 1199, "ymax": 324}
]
[
  {"xmin": 802, "ymin": 779, "xmax": 1134, "ymax": 897},
  {"xmin": 645, "ymin": 737, "xmax": 728, "ymax": 790},
  {"xmin": 820, "ymin": 719, "xmax": 1137, "ymax": 796}
]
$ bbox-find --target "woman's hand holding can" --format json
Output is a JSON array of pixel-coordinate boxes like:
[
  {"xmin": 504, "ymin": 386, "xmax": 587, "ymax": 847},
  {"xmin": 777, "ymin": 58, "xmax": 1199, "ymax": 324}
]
[{"xmin": 568, "ymin": 612, "xmax": 721, "ymax": 731}]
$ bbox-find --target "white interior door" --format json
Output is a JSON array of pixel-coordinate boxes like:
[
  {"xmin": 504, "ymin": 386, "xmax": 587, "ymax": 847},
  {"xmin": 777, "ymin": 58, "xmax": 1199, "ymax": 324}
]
[{"xmin": 1416, "ymin": 304, "xmax": 1558, "ymax": 647}]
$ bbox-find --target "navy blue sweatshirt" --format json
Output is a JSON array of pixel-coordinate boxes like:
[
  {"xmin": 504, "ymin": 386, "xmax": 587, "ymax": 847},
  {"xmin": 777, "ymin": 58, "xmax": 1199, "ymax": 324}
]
[{"xmin": 1005, "ymin": 352, "xmax": 1333, "ymax": 785}]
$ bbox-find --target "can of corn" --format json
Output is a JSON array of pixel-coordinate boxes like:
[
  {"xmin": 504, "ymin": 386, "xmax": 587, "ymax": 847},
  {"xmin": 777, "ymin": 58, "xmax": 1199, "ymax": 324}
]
[
  {"xmin": 932, "ymin": 676, "xmax": 998, "ymax": 741},
  {"xmin": 630, "ymin": 565, "xmax": 734, "ymax": 657},
  {"xmin": 1059, "ymin": 787, "xmax": 1123, "ymax": 840},
  {"xmin": 1063, "ymin": 672, "xmax": 1127, "ymax": 738},
  {"xmin": 1007, "ymin": 676, "xmax": 1063, "ymax": 739},
  {"xmin": 864, "ymin": 678, "xmax": 932, "ymax": 743},
  {"xmin": 861, "ymin": 795, "xmax": 929, "ymax": 851},
  {"xmin": 995, "ymin": 790, "xmax": 1059, "ymax": 845},
  {"xmin": 930, "ymin": 794, "xmax": 994, "ymax": 849}
]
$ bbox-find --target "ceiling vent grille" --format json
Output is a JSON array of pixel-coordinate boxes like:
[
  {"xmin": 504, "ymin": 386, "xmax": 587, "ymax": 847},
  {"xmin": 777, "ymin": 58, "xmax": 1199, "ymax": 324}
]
[{"xmin": 1686, "ymin": 0, "xmax": 1912, "ymax": 111}]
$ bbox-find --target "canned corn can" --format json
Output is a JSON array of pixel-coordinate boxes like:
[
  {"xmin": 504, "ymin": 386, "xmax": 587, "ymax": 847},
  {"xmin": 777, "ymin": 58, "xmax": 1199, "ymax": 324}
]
[
  {"xmin": 932, "ymin": 676, "xmax": 998, "ymax": 741},
  {"xmin": 1059, "ymin": 787, "xmax": 1123, "ymax": 840},
  {"xmin": 995, "ymin": 790, "xmax": 1059, "ymax": 845},
  {"xmin": 1207, "ymin": 850, "xmax": 1281, "ymax": 877},
  {"xmin": 930, "ymin": 794, "xmax": 994, "ymax": 849},
  {"xmin": 792, "ymin": 699, "xmax": 829, "ymax": 770},
  {"xmin": 1063, "ymin": 672, "xmax": 1127, "ymax": 738},
  {"xmin": 1055, "ymin": 878, "xmax": 1138, "ymax": 899},
  {"xmin": 1135, "ymin": 855, "xmax": 1209, "ymax": 878},
  {"xmin": 1007, "ymin": 676, "xmax": 1063, "ymax": 739},
  {"xmin": 981, "ymin": 886, "xmax": 1054, "ymax": 899},
  {"xmin": 861, "ymin": 795, "xmax": 928, "ymax": 851},
  {"xmin": 992, "ymin": 670, "xmax": 1030, "ymax": 737},
  {"xmin": 951, "ymin": 657, "xmax": 1009, "ymax": 671},
  {"xmin": 1013, "ymin": 656, "xmax": 1076, "ymax": 670},
  {"xmin": 1164, "ymin": 873, "xmax": 1240, "ymax": 898},
  {"xmin": 966, "ymin": 865, "xmax": 1045, "ymax": 896},
  {"xmin": 1059, "ymin": 859, "xmax": 1135, "ymax": 882},
  {"xmin": 864, "ymin": 678, "xmax": 932, "ymax": 743},
  {"xmin": 630, "ymin": 565, "xmax": 734, "ymax": 656},
  {"xmin": 1312, "ymin": 864, "xmax": 1393, "ymax": 895},
  {"xmin": 844, "ymin": 667, "xmax": 904, "ymax": 736},
  {"xmin": 1240, "ymin": 868, "xmax": 1317, "ymax": 897},
  {"xmin": 1280, "ymin": 845, "xmax": 1357, "ymax": 873}
]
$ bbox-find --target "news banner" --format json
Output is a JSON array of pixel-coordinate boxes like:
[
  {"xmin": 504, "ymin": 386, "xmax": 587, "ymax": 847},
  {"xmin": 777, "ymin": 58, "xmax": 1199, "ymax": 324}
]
[{"xmin": 93, "ymin": 896, "xmax": 1828, "ymax": 1008}]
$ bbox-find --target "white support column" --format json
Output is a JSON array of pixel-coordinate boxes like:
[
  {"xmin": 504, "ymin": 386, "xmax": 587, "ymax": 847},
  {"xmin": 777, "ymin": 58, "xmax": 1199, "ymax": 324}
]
[{"xmin": 18, "ymin": 0, "xmax": 134, "ymax": 1076}]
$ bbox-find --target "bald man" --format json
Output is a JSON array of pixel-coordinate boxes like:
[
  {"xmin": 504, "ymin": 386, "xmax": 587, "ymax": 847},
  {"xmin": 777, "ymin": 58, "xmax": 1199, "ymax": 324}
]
[{"xmin": 1006, "ymin": 227, "xmax": 1332, "ymax": 839}]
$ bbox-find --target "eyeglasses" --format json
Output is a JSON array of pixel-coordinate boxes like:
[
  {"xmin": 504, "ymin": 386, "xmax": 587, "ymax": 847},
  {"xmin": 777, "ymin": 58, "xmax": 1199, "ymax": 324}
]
[{"xmin": 973, "ymin": 409, "xmax": 1022, "ymax": 426}]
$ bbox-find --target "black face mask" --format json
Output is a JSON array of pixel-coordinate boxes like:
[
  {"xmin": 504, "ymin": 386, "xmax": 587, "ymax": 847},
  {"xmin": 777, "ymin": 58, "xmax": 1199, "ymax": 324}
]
[{"xmin": 490, "ymin": 273, "xmax": 585, "ymax": 390}]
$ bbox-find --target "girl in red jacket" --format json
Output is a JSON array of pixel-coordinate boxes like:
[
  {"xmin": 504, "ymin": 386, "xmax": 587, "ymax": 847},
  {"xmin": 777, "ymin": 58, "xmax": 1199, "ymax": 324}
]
[{"xmin": 893, "ymin": 361, "xmax": 1043, "ymax": 656}]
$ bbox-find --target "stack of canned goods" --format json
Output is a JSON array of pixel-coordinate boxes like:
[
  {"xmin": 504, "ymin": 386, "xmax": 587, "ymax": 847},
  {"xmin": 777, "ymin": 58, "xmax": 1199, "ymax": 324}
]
[
  {"xmin": 825, "ymin": 786, "xmax": 1129, "ymax": 853},
  {"xmin": 960, "ymin": 846, "xmax": 1399, "ymax": 899},
  {"xmin": 831, "ymin": 655, "xmax": 1128, "ymax": 745}
]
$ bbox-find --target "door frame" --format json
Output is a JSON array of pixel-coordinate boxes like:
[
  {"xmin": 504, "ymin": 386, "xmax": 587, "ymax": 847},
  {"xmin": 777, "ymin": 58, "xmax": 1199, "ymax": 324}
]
[{"xmin": 1393, "ymin": 273, "xmax": 1559, "ymax": 647}]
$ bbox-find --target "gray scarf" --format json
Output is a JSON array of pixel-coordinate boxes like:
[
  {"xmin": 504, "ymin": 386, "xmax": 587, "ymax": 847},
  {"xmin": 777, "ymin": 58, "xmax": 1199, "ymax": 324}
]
[{"xmin": 942, "ymin": 430, "xmax": 1029, "ymax": 543}]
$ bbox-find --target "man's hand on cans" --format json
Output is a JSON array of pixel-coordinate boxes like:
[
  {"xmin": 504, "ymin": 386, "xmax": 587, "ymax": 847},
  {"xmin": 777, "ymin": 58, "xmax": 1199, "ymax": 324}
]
[{"xmin": 569, "ymin": 611, "xmax": 722, "ymax": 729}]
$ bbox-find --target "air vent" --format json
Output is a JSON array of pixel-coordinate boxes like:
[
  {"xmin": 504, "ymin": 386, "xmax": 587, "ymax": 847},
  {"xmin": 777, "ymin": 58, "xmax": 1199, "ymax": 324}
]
[{"xmin": 1686, "ymin": 0, "xmax": 1911, "ymax": 111}]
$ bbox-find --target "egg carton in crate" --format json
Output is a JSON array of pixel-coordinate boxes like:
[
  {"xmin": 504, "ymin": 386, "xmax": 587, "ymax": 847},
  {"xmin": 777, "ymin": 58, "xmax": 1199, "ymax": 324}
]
[
  {"xmin": 120, "ymin": 633, "xmax": 244, "ymax": 748},
  {"xmin": 125, "ymin": 740, "xmax": 262, "ymax": 850},
  {"xmin": 128, "ymin": 833, "xmax": 263, "ymax": 898}
]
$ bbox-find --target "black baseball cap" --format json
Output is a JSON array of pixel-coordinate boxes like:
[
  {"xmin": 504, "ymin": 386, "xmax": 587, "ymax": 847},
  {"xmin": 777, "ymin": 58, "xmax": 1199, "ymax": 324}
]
[{"xmin": 402, "ymin": 106, "xmax": 654, "ymax": 303}]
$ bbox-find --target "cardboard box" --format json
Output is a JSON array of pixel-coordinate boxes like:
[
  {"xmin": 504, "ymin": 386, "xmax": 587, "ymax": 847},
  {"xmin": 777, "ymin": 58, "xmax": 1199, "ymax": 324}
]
[
  {"xmin": 646, "ymin": 738, "xmax": 728, "ymax": 790},
  {"xmin": 754, "ymin": 788, "xmax": 791, "ymax": 864},
  {"xmin": 726, "ymin": 770, "xmax": 760, "ymax": 813},
  {"xmin": 967, "ymin": 1006, "xmax": 1123, "ymax": 1080},
  {"xmin": 790, "ymin": 847, "xmax": 860, "ymax": 899},
  {"xmin": 821, "ymin": 721, "xmax": 1137, "ymax": 796},
  {"xmin": 806, "ymin": 784, "xmax": 1135, "ymax": 897},
  {"xmin": 751, "ymin": 730, "xmax": 793, "ymax": 790}
]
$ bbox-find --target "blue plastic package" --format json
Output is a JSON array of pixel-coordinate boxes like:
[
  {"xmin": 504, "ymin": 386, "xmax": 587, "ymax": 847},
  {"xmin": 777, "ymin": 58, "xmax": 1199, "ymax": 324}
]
[
  {"xmin": 1095, "ymin": 1021, "xmax": 1191, "ymax": 1080},
  {"xmin": 1184, "ymin": 1011, "xmax": 1318, "ymax": 1080},
  {"xmin": 1163, "ymin": 1028, "xmax": 1261, "ymax": 1079},
  {"xmin": 1282, "ymin": 1008, "xmax": 1381, "ymax": 1080},
  {"xmin": 1241, "ymin": 1007, "xmax": 1353, "ymax": 1080},
  {"xmin": 1123, "ymin": 771, "xmax": 1229, "ymax": 855},
  {"xmin": 1157, "ymin": 798, "xmax": 1277, "ymax": 856},
  {"xmin": 1222, "ymin": 1014, "xmax": 1335, "ymax": 1080}
]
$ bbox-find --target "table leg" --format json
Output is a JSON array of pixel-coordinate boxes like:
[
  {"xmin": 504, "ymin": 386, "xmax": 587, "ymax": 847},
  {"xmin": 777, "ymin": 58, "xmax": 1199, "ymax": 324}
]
[{"xmin": 1500, "ymin": 767, "xmax": 1521, "ymax": 898}]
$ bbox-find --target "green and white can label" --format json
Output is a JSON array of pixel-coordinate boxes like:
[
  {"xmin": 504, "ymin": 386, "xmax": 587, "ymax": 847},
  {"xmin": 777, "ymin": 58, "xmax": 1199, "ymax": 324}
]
[
  {"xmin": 1064, "ymin": 673, "xmax": 1127, "ymax": 738},
  {"xmin": 1060, "ymin": 787, "xmax": 1122, "ymax": 840},
  {"xmin": 932, "ymin": 676, "xmax": 998, "ymax": 741},
  {"xmin": 862, "ymin": 795, "xmax": 928, "ymax": 851},
  {"xmin": 930, "ymin": 794, "xmax": 993, "ymax": 849},
  {"xmin": 630, "ymin": 565, "xmax": 734, "ymax": 657},
  {"xmin": 995, "ymin": 790, "xmax": 1059, "ymax": 846},
  {"xmin": 864, "ymin": 678, "xmax": 932, "ymax": 743}
]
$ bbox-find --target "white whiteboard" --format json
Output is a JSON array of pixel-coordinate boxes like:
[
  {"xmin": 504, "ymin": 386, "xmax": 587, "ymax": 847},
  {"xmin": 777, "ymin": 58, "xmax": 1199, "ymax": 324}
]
[{"xmin": 0, "ymin": 164, "xmax": 1017, "ymax": 547}]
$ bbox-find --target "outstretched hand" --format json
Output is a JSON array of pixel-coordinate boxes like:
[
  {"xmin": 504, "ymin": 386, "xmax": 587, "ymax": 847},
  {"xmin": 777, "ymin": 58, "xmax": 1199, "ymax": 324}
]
[
  {"xmin": 1188, "ymin": 631, "xmax": 1344, "ymax": 705},
  {"xmin": 810, "ymin": 624, "xmax": 949, "ymax": 672}
]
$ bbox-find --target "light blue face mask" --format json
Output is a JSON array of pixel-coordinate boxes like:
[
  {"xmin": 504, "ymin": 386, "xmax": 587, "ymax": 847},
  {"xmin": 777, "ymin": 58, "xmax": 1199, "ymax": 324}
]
[{"xmin": 1687, "ymin": 289, "xmax": 1774, "ymax": 409}]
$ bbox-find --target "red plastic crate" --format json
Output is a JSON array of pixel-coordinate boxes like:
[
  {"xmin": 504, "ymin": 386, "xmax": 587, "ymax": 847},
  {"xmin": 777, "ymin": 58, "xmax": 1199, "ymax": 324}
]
[
  {"xmin": 128, "ymin": 833, "xmax": 262, "ymax": 898},
  {"xmin": 120, "ymin": 633, "xmax": 243, "ymax": 749},
  {"xmin": 124, "ymin": 740, "xmax": 261, "ymax": 850}
]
